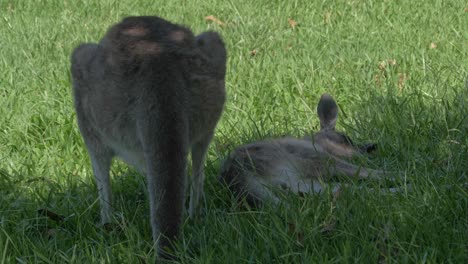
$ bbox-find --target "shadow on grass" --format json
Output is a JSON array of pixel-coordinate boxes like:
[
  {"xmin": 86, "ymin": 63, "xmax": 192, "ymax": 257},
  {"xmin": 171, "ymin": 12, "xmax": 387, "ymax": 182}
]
[{"xmin": 1, "ymin": 82, "xmax": 466, "ymax": 263}]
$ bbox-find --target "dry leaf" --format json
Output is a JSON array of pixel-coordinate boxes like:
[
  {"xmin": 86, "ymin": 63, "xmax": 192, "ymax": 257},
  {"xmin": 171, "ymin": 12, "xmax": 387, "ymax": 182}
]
[
  {"xmin": 464, "ymin": 7, "xmax": 468, "ymax": 12},
  {"xmin": 375, "ymin": 74, "xmax": 382, "ymax": 87},
  {"xmin": 296, "ymin": 231, "xmax": 304, "ymax": 245},
  {"xmin": 250, "ymin": 49, "xmax": 258, "ymax": 56},
  {"xmin": 398, "ymin": 73, "xmax": 408, "ymax": 90},
  {"xmin": 287, "ymin": 222, "xmax": 304, "ymax": 246},
  {"xmin": 323, "ymin": 11, "xmax": 332, "ymax": 24},
  {"xmin": 41, "ymin": 228, "xmax": 58, "ymax": 240},
  {"xmin": 430, "ymin": 42, "xmax": 437, "ymax": 49},
  {"xmin": 288, "ymin": 18, "xmax": 298, "ymax": 29},
  {"xmin": 378, "ymin": 61, "xmax": 386, "ymax": 71},
  {"xmin": 378, "ymin": 59, "xmax": 397, "ymax": 71},
  {"xmin": 320, "ymin": 216, "xmax": 337, "ymax": 234},
  {"xmin": 204, "ymin": 15, "xmax": 225, "ymax": 26},
  {"xmin": 38, "ymin": 208, "xmax": 65, "ymax": 222}
]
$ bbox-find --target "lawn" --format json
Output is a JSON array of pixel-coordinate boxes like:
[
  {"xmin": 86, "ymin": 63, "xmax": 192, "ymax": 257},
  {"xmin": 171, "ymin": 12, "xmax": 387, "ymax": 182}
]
[{"xmin": 0, "ymin": 0, "xmax": 467, "ymax": 263}]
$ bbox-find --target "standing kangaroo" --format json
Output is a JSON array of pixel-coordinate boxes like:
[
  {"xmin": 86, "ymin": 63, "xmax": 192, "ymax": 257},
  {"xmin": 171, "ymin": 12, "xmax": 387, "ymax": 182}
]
[
  {"xmin": 220, "ymin": 93, "xmax": 385, "ymax": 206},
  {"xmin": 70, "ymin": 16, "xmax": 226, "ymax": 257}
]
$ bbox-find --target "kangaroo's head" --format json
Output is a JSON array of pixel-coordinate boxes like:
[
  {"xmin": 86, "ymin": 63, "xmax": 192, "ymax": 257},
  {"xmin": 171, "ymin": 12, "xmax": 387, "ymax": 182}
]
[{"xmin": 313, "ymin": 93, "xmax": 376, "ymax": 158}]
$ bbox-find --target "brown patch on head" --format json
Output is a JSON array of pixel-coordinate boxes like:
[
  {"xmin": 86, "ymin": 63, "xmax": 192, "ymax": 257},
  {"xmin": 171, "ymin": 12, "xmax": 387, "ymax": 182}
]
[
  {"xmin": 133, "ymin": 41, "xmax": 163, "ymax": 56},
  {"xmin": 122, "ymin": 26, "xmax": 149, "ymax": 37},
  {"xmin": 398, "ymin": 72, "xmax": 408, "ymax": 91},
  {"xmin": 314, "ymin": 130, "xmax": 378, "ymax": 158},
  {"xmin": 169, "ymin": 30, "xmax": 188, "ymax": 43},
  {"xmin": 316, "ymin": 137, "xmax": 359, "ymax": 158}
]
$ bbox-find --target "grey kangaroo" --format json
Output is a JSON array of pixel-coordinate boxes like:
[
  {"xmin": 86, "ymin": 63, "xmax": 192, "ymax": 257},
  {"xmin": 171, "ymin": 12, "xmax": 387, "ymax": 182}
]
[
  {"xmin": 220, "ymin": 93, "xmax": 385, "ymax": 206},
  {"xmin": 70, "ymin": 16, "xmax": 226, "ymax": 257}
]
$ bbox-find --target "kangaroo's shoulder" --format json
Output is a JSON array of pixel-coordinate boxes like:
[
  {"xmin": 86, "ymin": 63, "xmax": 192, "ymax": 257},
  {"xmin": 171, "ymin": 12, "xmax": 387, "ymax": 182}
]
[{"xmin": 71, "ymin": 43, "xmax": 100, "ymax": 81}]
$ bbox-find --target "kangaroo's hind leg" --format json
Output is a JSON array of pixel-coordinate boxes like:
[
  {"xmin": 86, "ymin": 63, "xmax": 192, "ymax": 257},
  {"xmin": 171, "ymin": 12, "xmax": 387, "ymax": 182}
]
[
  {"xmin": 76, "ymin": 115, "xmax": 114, "ymax": 225},
  {"xmin": 87, "ymin": 145, "xmax": 114, "ymax": 225},
  {"xmin": 189, "ymin": 134, "xmax": 213, "ymax": 218},
  {"xmin": 332, "ymin": 158, "xmax": 386, "ymax": 180}
]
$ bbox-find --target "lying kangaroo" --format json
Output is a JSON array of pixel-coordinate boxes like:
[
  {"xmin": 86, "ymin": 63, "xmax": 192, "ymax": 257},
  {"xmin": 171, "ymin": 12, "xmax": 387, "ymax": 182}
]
[
  {"xmin": 70, "ymin": 16, "xmax": 226, "ymax": 257},
  {"xmin": 220, "ymin": 93, "xmax": 385, "ymax": 206}
]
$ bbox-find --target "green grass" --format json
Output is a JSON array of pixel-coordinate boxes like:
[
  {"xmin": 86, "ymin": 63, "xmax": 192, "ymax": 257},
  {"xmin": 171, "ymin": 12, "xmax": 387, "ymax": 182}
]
[{"xmin": 1, "ymin": 0, "xmax": 467, "ymax": 263}]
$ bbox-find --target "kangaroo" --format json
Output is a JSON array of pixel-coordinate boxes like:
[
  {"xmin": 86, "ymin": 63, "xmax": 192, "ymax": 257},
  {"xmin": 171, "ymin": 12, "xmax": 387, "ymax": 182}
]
[
  {"xmin": 220, "ymin": 93, "xmax": 385, "ymax": 206},
  {"xmin": 70, "ymin": 16, "xmax": 226, "ymax": 257}
]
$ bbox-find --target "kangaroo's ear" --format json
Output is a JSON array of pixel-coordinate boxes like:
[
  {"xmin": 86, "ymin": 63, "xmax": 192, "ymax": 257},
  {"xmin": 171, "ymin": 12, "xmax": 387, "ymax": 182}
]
[
  {"xmin": 195, "ymin": 34, "xmax": 206, "ymax": 46},
  {"xmin": 317, "ymin": 93, "xmax": 338, "ymax": 131}
]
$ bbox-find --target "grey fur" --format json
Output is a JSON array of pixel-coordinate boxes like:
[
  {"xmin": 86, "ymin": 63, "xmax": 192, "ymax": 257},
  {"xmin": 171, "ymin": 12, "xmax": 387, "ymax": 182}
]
[
  {"xmin": 220, "ymin": 93, "xmax": 385, "ymax": 206},
  {"xmin": 70, "ymin": 16, "xmax": 226, "ymax": 257}
]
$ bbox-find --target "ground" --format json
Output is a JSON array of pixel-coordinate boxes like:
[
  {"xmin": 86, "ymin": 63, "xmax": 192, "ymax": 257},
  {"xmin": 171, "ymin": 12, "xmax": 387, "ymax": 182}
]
[{"xmin": 0, "ymin": 0, "xmax": 466, "ymax": 263}]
